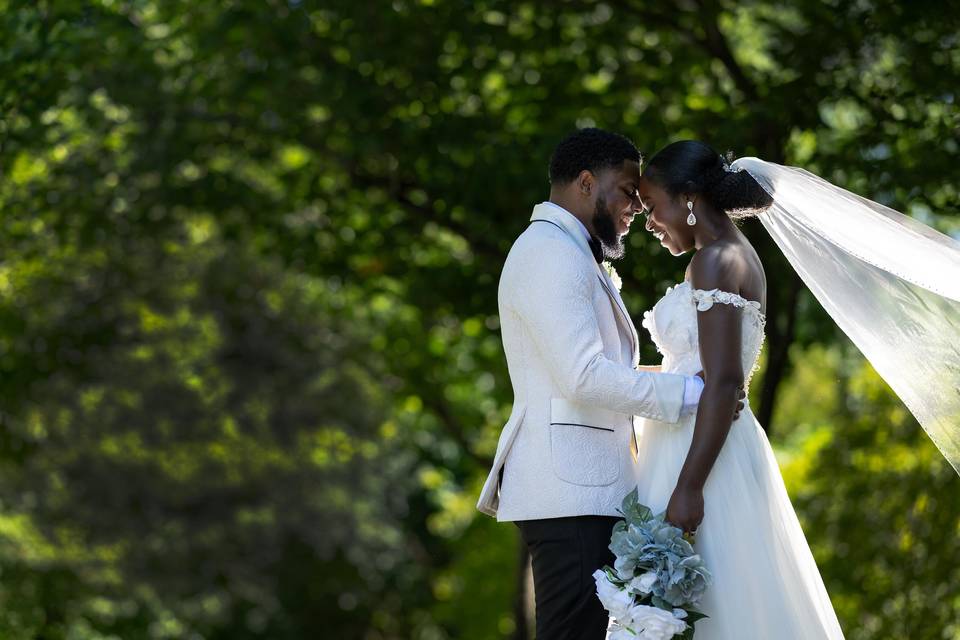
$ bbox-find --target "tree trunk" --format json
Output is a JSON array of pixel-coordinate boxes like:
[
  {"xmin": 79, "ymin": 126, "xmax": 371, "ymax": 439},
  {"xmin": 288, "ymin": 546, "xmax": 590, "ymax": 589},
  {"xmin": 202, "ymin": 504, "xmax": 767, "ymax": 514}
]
[{"xmin": 755, "ymin": 271, "xmax": 801, "ymax": 432}]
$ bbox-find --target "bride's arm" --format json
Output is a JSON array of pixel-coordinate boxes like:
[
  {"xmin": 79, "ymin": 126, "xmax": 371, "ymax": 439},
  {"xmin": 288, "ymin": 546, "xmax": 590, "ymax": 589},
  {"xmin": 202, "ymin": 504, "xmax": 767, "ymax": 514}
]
[
  {"xmin": 666, "ymin": 247, "xmax": 745, "ymax": 533},
  {"xmin": 635, "ymin": 364, "xmax": 661, "ymax": 372}
]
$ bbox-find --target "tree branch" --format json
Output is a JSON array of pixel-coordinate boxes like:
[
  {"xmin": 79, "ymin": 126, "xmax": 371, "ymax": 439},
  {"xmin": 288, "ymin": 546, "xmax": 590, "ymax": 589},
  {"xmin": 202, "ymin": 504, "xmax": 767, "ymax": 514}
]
[
  {"xmin": 755, "ymin": 273, "xmax": 801, "ymax": 431},
  {"xmin": 694, "ymin": 0, "xmax": 760, "ymax": 102}
]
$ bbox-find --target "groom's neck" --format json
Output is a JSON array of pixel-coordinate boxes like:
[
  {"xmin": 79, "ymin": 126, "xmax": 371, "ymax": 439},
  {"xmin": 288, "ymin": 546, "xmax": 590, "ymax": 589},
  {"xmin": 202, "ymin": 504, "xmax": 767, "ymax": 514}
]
[{"xmin": 548, "ymin": 190, "xmax": 595, "ymax": 236}]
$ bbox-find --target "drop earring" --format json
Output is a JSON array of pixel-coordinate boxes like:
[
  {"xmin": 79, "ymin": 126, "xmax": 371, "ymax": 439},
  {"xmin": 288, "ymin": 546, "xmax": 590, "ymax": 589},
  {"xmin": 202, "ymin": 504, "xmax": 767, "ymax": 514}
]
[{"xmin": 686, "ymin": 201, "xmax": 697, "ymax": 226}]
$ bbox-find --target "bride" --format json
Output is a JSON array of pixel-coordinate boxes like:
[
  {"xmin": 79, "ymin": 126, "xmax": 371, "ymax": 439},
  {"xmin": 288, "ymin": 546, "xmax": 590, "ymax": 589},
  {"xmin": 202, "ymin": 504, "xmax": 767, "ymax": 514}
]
[
  {"xmin": 630, "ymin": 138, "xmax": 960, "ymax": 638},
  {"xmin": 633, "ymin": 140, "xmax": 845, "ymax": 639}
]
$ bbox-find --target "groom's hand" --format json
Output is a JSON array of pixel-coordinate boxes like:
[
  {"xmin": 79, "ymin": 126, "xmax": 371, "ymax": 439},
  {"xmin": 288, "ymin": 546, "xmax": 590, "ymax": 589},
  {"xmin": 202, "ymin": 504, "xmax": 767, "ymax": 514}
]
[{"xmin": 695, "ymin": 371, "xmax": 747, "ymax": 419}]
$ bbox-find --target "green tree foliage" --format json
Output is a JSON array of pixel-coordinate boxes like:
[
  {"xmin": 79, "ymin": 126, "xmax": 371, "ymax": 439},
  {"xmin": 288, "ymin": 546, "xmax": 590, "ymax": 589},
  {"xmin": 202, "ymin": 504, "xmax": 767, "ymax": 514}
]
[
  {"xmin": 776, "ymin": 346, "xmax": 960, "ymax": 640},
  {"xmin": 0, "ymin": 0, "xmax": 958, "ymax": 638}
]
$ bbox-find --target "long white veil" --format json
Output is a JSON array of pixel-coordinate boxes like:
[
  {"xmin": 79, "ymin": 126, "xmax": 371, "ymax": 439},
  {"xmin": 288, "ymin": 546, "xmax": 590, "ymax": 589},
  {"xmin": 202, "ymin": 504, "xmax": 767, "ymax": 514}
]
[{"xmin": 732, "ymin": 157, "xmax": 960, "ymax": 475}]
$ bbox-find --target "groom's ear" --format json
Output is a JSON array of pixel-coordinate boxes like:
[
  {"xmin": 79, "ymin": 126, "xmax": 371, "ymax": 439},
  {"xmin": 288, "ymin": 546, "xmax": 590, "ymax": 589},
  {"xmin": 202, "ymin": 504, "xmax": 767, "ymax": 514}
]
[{"xmin": 576, "ymin": 169, "xmax": 595, "ymax": 197}]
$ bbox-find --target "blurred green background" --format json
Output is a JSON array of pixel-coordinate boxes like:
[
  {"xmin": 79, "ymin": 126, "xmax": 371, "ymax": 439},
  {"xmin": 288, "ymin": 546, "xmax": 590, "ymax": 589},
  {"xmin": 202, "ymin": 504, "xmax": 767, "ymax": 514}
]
[{"xmin": 1, "ymin": 1, "xmax": 959, "ymax": 638}]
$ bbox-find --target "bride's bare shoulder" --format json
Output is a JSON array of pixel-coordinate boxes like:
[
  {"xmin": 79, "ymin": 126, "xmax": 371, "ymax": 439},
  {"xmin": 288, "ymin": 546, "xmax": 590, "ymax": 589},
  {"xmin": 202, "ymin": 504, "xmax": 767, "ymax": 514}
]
[
  {"xmin": 688, "ymin": 240, "xmax": 746, "ymax": 289},
  {"xmin": 687, "ymin": 239, "xmax": 766, "ymax": 310}
]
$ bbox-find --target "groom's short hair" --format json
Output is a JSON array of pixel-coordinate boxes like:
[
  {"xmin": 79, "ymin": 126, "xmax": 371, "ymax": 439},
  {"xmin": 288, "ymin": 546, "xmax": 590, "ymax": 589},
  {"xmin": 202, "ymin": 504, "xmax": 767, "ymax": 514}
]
[{"xmin": 548, "ymin": 128, "xmax": 642, "ymax": 184}]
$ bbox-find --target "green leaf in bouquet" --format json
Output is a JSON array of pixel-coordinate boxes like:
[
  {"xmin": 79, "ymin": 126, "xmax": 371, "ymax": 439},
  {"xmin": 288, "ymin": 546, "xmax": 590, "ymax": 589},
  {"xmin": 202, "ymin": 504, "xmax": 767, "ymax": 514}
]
[
  {"xmin": 679, "ymin": 610, "xmax": 709, "ymax": 639},
  {"xmin": 620, "ymin": 487, "xmax": 653, "ymax": 523},
  {"xmin": 685, "ymin": 610, "xmax": 708, "ymax": 624},
  {"xmin": 603, "ymin": 565, "xmax": 627, "ymax": 587},
  {"xmin": 635, "ymin": 594, "xmax": 655, "ymax": 607},
  {"xmin": 620, "ymin": 487, "xmax": 639, "ymax": 516}
]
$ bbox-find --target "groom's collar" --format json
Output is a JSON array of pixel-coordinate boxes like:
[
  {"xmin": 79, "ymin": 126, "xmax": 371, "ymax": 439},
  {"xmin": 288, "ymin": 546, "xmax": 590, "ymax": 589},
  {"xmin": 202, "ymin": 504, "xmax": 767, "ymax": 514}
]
[
  {"xmin": 530, "ymin": 201, "xmax": 638, "ymax": 356},
  {"xmin": 538, "ymin": 201, "xmax": 592, "ymax": 242},
  {"xmin": 530, "ymin": 201, "xmax": 593, "ymax": 256}
]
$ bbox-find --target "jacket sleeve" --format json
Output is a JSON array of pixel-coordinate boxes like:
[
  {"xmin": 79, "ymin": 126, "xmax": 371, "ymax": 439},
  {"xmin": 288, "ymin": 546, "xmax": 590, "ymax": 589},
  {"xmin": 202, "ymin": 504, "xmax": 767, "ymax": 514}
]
[{"xmin": 507, "ymin": 238, "xmax": 685, "ymax": 423}]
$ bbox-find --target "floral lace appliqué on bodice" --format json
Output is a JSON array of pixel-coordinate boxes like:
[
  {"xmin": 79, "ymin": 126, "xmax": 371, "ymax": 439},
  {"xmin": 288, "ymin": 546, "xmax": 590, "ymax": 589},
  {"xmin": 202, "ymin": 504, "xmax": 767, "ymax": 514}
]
[{"xmin": 641, "ymin": 281, "xmax": 766, "ymax": 389}]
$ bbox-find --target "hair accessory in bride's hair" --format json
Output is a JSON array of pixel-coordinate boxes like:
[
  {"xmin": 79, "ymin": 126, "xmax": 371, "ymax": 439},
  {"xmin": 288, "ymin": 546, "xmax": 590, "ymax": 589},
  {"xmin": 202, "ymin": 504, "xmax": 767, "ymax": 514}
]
[
  {"xmin": 723, "ymin": 162, "xmax": 743, "ymax": 173},
  {"xmin": 721, "ymin": 150, "xmax": 742, "ymax": 173}
]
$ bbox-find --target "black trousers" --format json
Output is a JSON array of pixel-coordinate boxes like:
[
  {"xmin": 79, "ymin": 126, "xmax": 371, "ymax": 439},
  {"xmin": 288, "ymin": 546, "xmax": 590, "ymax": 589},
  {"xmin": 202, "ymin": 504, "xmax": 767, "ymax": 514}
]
[{"xmin": 515, "ymin": 516, "xmax": 620, "ymax": 640}]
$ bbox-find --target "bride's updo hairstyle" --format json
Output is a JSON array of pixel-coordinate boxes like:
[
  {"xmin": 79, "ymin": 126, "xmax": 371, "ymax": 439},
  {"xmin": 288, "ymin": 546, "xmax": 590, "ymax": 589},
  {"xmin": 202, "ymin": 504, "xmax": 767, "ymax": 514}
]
[{"xmin": 643, "ymin": 140, "xmax": 773, "ymax": 219}]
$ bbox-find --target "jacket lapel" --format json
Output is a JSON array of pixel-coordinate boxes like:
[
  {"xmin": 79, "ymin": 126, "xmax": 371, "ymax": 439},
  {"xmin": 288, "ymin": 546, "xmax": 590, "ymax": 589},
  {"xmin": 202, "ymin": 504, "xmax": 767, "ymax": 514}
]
[
  {"xmin": 596, "ymin": 266, "xmax": 640, "ymax": 364},
  {"xmin": 530, "ymin": 203, "xmax": 639, "ymax": 359}
]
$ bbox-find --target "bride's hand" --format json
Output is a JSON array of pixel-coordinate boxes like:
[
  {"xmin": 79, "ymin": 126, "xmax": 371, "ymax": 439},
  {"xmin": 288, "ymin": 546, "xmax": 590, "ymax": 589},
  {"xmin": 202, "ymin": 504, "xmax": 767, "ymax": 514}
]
[{"xmin": 665, "ymin": 485, "xmax": 704, "ymax": 534}]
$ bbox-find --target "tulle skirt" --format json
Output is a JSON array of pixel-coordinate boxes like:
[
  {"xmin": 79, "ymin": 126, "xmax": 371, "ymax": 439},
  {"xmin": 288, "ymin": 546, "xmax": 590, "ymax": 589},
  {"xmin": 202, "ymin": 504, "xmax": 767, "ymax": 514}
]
[{"xmin": 632, "ymin": 408, "xmax": 845, "ymax": 640}]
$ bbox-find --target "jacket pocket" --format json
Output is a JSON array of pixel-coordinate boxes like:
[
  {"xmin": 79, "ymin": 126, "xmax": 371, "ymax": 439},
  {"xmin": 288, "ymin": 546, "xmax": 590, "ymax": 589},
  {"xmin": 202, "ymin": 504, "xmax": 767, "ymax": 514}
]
[{"xmin": 549, "ymin": 398, "xmax": 623, "ymax": 487}]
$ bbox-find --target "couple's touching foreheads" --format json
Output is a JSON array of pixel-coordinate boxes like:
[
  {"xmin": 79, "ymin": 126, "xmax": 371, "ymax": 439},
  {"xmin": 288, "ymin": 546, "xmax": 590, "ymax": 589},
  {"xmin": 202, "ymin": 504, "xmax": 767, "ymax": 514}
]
[{"xmin": 476, "ymin": 127, "xmax": 960, "ymax": 639}]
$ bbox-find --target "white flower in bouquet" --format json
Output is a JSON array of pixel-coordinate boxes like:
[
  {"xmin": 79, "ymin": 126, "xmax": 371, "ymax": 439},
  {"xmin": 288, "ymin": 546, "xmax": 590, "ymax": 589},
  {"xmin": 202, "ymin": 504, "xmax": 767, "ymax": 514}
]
[
  {"xmin": 607, "ymin": 622, "xmax": 640, "ymax": 640},
  {"xmin": 617, "ymin": 604, "xmax": 688, "ymax": 640},
  {"xmin": 593, "ymin": 570, "xmax": 634, "ymax": 620}
]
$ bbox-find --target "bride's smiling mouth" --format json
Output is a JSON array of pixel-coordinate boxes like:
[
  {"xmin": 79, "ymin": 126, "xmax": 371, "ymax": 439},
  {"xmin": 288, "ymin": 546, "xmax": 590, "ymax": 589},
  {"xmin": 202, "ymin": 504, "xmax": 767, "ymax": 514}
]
[{"xmin": 646, "ymin": 223, "xmax": 668, "ymax": 244}]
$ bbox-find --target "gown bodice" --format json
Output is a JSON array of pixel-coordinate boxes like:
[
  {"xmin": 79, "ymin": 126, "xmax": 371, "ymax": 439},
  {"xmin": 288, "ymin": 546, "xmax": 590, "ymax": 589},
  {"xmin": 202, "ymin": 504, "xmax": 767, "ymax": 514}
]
[{"xmin": 641, "ymin": 281, "xmax": 766, "ymax": 390}]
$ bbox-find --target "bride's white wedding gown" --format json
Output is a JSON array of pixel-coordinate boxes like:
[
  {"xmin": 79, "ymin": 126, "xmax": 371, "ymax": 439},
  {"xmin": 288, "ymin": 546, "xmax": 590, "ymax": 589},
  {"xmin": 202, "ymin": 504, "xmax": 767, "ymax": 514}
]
[{"xmin": 634, "ymin": 281, "xmax": 844, "ymax": 639}]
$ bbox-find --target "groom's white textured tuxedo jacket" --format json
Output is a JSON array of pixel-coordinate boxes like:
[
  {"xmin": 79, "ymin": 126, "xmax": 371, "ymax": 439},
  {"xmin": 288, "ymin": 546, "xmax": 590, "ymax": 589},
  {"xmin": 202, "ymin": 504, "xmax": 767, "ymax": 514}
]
[{"xmin": 477, "ymin": 202, "xmax": 689, "ymax": 522}]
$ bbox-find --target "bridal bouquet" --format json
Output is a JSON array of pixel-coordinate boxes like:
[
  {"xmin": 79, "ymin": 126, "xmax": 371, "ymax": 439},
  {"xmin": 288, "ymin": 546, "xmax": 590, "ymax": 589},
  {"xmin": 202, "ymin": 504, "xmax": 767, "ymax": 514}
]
[{"xmin": 593, "ymin": 489, "xmax": 712, "ymax": 639}]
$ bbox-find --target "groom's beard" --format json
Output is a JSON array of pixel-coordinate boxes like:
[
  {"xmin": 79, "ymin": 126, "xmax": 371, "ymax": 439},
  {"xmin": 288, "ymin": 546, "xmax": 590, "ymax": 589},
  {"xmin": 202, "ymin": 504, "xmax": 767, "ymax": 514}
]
[{"xmin": 592, "ymin": 196, "xmax": 626, "ymax": 261}]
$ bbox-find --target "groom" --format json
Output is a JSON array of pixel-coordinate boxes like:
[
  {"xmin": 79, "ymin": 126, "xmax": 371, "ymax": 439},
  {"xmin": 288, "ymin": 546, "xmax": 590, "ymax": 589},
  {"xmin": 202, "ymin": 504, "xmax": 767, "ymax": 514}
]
[{"xmin": 476, "ymin": 128, "xmax": 707, "ymax": 639}]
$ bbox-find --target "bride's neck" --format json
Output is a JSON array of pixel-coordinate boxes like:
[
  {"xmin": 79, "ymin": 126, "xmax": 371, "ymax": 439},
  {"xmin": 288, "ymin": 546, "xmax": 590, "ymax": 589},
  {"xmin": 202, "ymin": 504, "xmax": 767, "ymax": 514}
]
[{"xmin": 692, "ymin": 209, "xmax": 737, "ymax": 250}]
